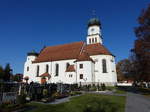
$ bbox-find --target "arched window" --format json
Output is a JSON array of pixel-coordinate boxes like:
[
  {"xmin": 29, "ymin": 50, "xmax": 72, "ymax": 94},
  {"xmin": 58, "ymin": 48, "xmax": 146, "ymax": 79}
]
[
  {"xmin": 95, "ymin": 38, "xmax": 97, "ymax": 43},
  {"xmin": 46, "ymin": 64, "xmax": 49, "ymax": 73},
  {"xmin": 36, "ymin": 65, "xmax": 40, "ymax": 77},
  {"xmin": 66, "ymin": 63, "xmax": 70, "ymax": 70},
  {"xmin": 92, "ymin": 38, "xmax": 94, "ymax": 43},
  {"xmin": 102, "ymin": 59, "xmax": 107, "ymax": 73},
  {"xmin": 55, "ymin": 64, "xmax": 59, "ymax": 76},
  {"xmin": 89, "ymin": 38, "xmax": 91, "ymax": 44}
]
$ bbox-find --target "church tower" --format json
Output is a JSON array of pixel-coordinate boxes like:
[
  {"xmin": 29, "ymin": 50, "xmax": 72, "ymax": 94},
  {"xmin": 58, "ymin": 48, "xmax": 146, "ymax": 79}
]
[{"xmin": 86, "ymin": 18, "xmax": 103, "ymax": 44}]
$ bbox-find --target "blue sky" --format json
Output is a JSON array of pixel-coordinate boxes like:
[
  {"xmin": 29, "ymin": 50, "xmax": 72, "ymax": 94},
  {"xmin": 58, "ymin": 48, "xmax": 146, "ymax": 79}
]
[{"xmin": 0, "ymin": 0, "xmax": 149, "ymax": 74}]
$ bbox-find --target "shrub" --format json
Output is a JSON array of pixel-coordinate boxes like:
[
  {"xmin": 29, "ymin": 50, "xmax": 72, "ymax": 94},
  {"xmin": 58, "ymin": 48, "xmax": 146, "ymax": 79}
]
[
  {"xmin": 52, "ymin": 92, "xmax": 60, "ymax": 99},
  {"xmin": 16, "ymin": 94, "xmax": 26, "ymax": 105},
  {"xmin": 70, "ymin": 91, "xmax": 82, "ymax": 96},
  {"xmin": 101, "ymin": 83, "xmax": 106, "ymax": 91},
  {"xmin": 89, "ymin": 86, "xmax": 97, "ymax": 91}
]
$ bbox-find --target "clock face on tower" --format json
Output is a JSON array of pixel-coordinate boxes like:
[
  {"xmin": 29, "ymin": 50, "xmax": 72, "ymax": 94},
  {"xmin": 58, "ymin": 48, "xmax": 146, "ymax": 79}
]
[{"xmin": 91, "ymin": 28, "xmax": 94, "ymax": 32}]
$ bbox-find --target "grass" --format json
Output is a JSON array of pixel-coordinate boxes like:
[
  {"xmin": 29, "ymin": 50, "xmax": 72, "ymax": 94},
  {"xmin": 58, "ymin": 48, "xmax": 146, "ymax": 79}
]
[
  {"xmin": 107, "ymin": 86, "xmax": 126, "ymax": 94},
  {"xmin": 25, "ymin": 94, "xmax": 126, "ymax": 112},
  {"xmin": 115, "ymin": 89, "xmax": 126, "ymax": 94}
]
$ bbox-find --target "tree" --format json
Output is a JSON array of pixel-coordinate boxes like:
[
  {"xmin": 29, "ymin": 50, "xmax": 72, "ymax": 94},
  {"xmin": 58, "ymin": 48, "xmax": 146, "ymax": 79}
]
[
  {"xmin": 0, "ymin": 66, "xmax": 4, "ymax": 81},
  {"xmin": 132, "ymin": 4, "xmax": 150, "ymax": 81},
  {"xmin": 116, "ymin": 59, "xmax": 133, "ymax": 81},
  {"xmin": 3, "ymin": 63, "xmax": 12, "ymax": 81},
  {"xmin": 13, "ymin": 74, "xmax": 23, "ymax": 82}
]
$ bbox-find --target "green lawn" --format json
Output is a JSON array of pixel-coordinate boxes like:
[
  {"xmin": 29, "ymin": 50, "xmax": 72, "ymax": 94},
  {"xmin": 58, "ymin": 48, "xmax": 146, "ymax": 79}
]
[
  {"xmin": 25, "ymin": 94, "xmax": 126, "ymax": 112},
  {"xmin": 106, "ymin": 86, "xmax": 126, "ymax": 94}
]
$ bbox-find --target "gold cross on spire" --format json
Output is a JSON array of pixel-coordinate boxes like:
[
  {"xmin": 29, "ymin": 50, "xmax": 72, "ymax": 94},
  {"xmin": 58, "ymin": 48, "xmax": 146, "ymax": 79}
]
[{"xmin": 92, "ymin": 10, "xmax": 96, "ymax": 17}]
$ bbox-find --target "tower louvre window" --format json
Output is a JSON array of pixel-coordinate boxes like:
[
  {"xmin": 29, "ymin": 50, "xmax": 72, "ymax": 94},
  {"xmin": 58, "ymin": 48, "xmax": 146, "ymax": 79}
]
[
  {"xmin": 36, "ymin": 65, "xmax": 40, "ymax": 77},
  {"xmin": 55, "ymin": 64, "xmax": 59, "ymax": 76},
  {"xmin": 46, "ymin": 64, "xmax": 49, "ymax": 73},
  {"xmin": 102, "ymin": 59, "xmax": 107, "ymax": 73},
  {"xmin": 27, "ymin": 66, "xmax": 29, "ymax": 71}
]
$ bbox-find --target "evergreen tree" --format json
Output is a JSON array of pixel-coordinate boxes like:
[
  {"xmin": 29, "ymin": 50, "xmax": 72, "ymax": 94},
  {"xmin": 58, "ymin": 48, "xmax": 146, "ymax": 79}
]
[
  {"xmin": 0, "ymin": 66, "xmax": 4, "ymax": 81},
  {"xmin": 4, "ymin": 63, "xmax": 12, "ymax": 81}
]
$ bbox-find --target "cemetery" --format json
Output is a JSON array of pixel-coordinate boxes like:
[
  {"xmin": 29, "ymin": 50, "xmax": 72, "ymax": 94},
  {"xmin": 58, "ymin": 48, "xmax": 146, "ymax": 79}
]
[{"xmin": 0, "ymin": 81, "xmax": 118, "ymax": 112}]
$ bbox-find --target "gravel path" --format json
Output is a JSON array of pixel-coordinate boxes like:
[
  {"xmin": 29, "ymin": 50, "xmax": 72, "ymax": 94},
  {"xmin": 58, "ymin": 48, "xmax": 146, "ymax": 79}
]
[{"xmin": 125, "ymin": 92, "xmax": 150, "ymax": 112}]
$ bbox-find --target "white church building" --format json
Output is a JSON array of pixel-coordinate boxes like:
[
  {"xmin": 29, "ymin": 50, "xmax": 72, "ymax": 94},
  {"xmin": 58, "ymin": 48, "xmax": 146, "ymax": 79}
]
[{"xmin": 23, "ymin": 18, "xmax": 117, "ymax": 86}]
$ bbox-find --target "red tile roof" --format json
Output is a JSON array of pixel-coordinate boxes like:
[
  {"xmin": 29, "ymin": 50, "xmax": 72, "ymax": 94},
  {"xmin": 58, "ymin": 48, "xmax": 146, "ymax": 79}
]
[
  {"xmin": 40, "ymin": 72, "xmax": 51, "ymax": 77},
  {"xmin": 33, "ymin": 41, "xmax": 84, "ymax": 63},
  {"xmin": 85, "ymin": 43, "xmax": 112, "ymax": 56},
  {"xmin": 76, "ymin": 51, "xmax": 94, "ymax": 62},
  {"xmin": 66, "ymin": 65, "xmax": 75, "ymax": 72},
  {"xmin": 33, "ymin": 42, "xmax": 113, "ymax": 63}
]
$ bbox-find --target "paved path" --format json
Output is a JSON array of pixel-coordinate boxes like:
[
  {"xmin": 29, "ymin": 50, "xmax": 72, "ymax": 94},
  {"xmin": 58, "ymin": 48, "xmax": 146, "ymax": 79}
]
[
  {"xmin": 86, "ymin": 91, "xmax": 126, "ymax": 96},
  {"xmin": 125, "ymin": 92, "xmax": 150, "ymax": 112},
  {"xmin": 33, "ymin": 95, "xmax": 82, "ymax": 105}
]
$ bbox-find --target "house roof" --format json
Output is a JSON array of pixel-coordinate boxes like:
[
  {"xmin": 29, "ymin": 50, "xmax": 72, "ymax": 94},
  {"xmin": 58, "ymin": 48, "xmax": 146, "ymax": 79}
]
[
  {"xmin": 76, "ymin": 51, "xmax": 94, "ymax": 62},
  {"xmin": 33, "ymin": 41, "xmax": 84, "ymax": 63},
  {"xmin": 33, "ymin": 41, "xmax": 113, "ymax": 63},
  {"xmin": 66, "ymin": 65, "xmax": 75, "ymax": 72},
  {"xmin": 85, "ymin": 43, "xmax": 112, "ymax": 56},
  {"xmin": 40, "ymin": 72, "xmax": 51, "ymax": 77}
]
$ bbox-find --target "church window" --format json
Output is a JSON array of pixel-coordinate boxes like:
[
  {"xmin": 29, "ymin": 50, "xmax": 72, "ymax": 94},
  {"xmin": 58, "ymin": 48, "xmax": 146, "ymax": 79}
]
[
  {"xmin": 80, "ymin": 74, "xmax": 83, "ymax": 79},
  {"xmin": 102, "ymin": 59, "xmax": 107, "ymax": 73},
  {"xmin": 89, "ymin": 38, "xmax": 91, "ymax": 44},
  {"xmin": 46, "ymin": 64, "xmax": 49, "ymax": 73},
  {"xmin": 55, "ymin": 64, "xmax": 59, "ymax": 76},
  {"xmin": 66, "ymin": 63, "xmax": 70, "ymax": 70},
  {"xmin": 69, "ymin": 74, "xmax": 72, "ymax": 77},
  {"xmin": 95, "ymin": 38, "xmax": 97, "ymax": 43},
  {"xmin": 36, "ymin": 65, "xmax": 40, "ymax": 77},
  {"xmin": 27, "ymin": 66, "xmax": 29, "ymax": 71},
  {"xmin": 92, "ymin": 38, "xmax": 94, "ymax": 43},
  {"xmin": 79, "ymin": 64, "xmax": 83, "ymax": 69}
]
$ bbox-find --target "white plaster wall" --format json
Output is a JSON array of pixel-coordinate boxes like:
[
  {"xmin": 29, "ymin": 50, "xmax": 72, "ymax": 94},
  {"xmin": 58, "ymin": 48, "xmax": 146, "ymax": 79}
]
[
  {"xmin": 87, "ymin": 35, "xmax": 102, "ymax": 45},
  {"xmin": 65, "ymin": 72, "xmax": 76, "ymax": 84},
  {"xmin": 87, "ymin": 25, "xmax": 102, "ymax": 45},
  {"xmin": 23, "ymin": 55, "xmax": 117, "ymax": 85},
  {"xmin": 24, "ymin": 58, "xmax": 77, "ymax": 84},
  {"xmin": 76, "ymin": 61, "xmax": 93, "ymax": 84},
  {"xmin": 90, "ymin": 55, "xmax": 117, "ymax": 84}
]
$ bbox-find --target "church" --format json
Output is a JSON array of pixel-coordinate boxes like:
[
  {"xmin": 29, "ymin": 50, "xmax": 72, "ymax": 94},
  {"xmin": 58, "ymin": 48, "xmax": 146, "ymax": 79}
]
[{"xmin": 23, "ymin": 18, "xmax": 117, "ymax": 86}]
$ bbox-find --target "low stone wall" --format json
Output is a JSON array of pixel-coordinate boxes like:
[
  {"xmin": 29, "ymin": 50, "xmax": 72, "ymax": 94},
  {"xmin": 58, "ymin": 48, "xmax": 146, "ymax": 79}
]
[
  {"xmin": 117, "ymin": 83, "xmax": 132, "ymax": 86},
  {"xmin": 77, "ymin": 82, "xmax": 117, "ymax": 86}
]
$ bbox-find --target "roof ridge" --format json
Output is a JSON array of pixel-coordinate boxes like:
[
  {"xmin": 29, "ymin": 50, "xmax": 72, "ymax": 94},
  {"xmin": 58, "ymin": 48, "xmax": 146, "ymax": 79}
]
[{"xmin": 45, "ymin": 41, "xmax": 84, "ymax": 48}]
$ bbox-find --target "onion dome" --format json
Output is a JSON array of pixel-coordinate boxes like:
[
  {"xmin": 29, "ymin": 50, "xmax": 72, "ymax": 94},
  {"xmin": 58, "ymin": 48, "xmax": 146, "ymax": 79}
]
[
  {"xmin": 88, "ymin": 18, "xmax": 101, "ymax": 27},
  {"xmin": 27, "ymin": 50, "xmax": 39, "ymax": 56}
]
